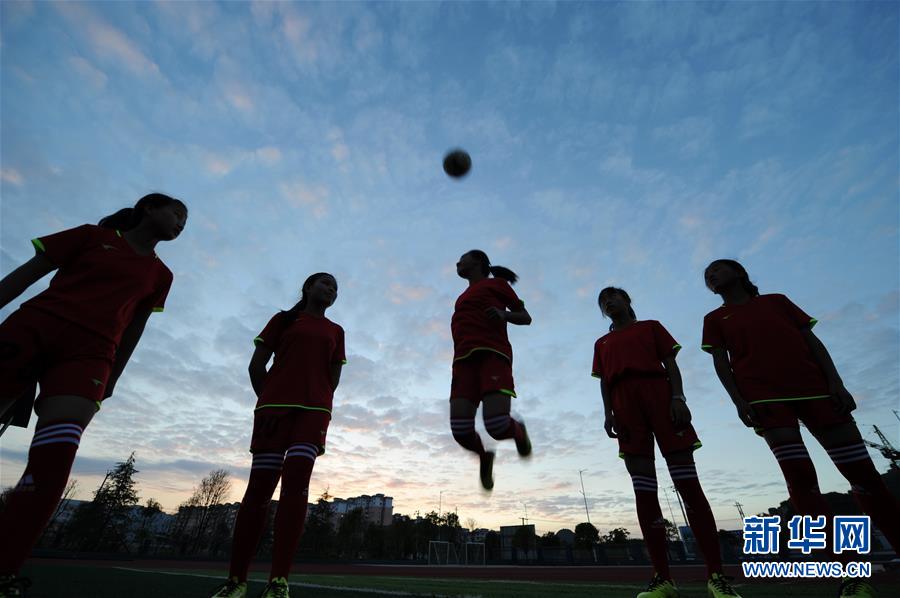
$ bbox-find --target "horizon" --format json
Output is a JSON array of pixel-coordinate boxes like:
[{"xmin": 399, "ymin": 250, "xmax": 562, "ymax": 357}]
[{"xmin": 1, "ymin": 1, "xmax": 898, "ymax": 539}]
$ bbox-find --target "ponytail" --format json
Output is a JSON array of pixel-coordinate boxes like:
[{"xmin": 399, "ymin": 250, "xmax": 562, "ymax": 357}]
[
  {"xmin": 705, "ymin": 259, "xmax": 760, "ymax": 297},
  {"xmin": 99, "ymin": 193, "xmax": 184, "ymax": 231},
  {"xmin": 467, "ymin": 249, "xmax": 519, "ymax": 285},
  {"xmin": 597, "ymin": 287, "xmax": 636, "ymax": 331}
]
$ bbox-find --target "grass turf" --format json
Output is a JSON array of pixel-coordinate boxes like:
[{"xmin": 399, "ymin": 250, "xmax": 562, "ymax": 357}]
[{"xmin": 19, "ymin": 563, "xmax": 900, "ymax": 597}]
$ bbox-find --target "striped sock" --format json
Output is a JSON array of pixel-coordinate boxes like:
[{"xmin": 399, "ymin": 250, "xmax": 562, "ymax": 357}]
[
  {"xmin": 270, "ymin": 443, "xmax": 317, "ymax": 580},
  {"xmin": 631, "ymin": 473, "xmax": 670, "ymax": 580},
  {"xmin": 771, "ymin": 442, "xmax": 838, "ymax": 557},
  {"xmin": 484, "ymin": 413, "xmax": 522, "ymax": 441},
  {"xmin": 826, "ymin": 443, "xmax": 900, "ymax": 552},
  {"xmin": 667, "ymin": 463, "xmax": 723, "ymax": 576},
  {"xmin": 0, "ymin": 422, "xmax": 83, "ymax": 575},
  {"xmin": 228, "ymin": 452, "xmax": 283, "ymax": 581},
  {"xmin": 450, "ymin": 417, "xmax": 486, "ymax": 456}
]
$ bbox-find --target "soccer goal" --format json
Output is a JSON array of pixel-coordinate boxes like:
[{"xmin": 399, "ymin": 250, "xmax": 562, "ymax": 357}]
[
  {"xmin": 464, "ymin": 542, "xmax": 486, "ymax": 565},
  {"xmin": 427, "ymin": 540, "xmax": 459, "ymax": 565}
]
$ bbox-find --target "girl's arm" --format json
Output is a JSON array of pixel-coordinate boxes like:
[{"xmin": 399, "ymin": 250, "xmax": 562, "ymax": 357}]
[
  {"xmin": 104, "ymin": 309, "xmax": 152, "ymax": 398},
  {"xmin": 0, "ymin": 254, "xmax": 57, "ymax": 310},
  {"xmin": 661, "ymin": 356, "xmax": 691, "ymax": 426},
  {"xmin": 486, "ymin": 306, "xmax": 532, "ymax": 325},
  {"xmin": 600, "ymin": 379, "xmax": 617, "ymax": 438},
  {"xmin": 710, "ymin": 347, "xmax": 757, "ymax": 427},
  {"xmin": 801, "ymin": 328, "xmax": 856, "ymax": 413},
  {"xmin": 330, "ymin": 363, "xmax": 343, "ymax": 391},
  {"xmin": 248, "ymin": 345, "xmax": 273, "ymax": 398}
]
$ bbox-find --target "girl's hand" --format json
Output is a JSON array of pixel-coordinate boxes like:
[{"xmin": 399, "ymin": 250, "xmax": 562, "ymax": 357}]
[
  {"xmin": 604, "ymin": 411, "xmax": 618, "ymax": 439},
  {"xmin": 485, "ymin": 307, "xmax": 507, "ymax": 321},
  {"xmin": 734, "ymin": 398, "xmax": 758, "ymax": 428},
  {"xmin": 830, "ymin": 385, "xmax": 857, "ymax": 415},
  {"xmin": 670, "ymin": 399, "xmax": 692, "ymax": 427}
]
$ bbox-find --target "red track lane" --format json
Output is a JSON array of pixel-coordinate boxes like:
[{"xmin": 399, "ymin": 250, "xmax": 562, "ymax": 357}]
[{"xmin": 32, "ymin": 558, "xmax": 900, "ymax": 585}]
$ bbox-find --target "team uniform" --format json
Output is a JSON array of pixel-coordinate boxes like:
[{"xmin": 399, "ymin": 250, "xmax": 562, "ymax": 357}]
[
  {"xmin": 251, "ymin": 312, "xmax": 346, "ymax": 454},
  {"xmin": 219, "ymin": 310, "xmax": 347, "ymax": 594},
  {"xmin": 701, "ymin": 293, "xmax": 849, "ymax": 431},
  {"xmin": 0, "ymin": 224, "xmax": 172, "ymax": 405},
  {"xmin": 702, "ymin": 292, "xmax": 900, "ymax": 581},
  {"xmin": 592, "ymin": 320, "xmax": 699, "ymax": 458},
  {"xmin": 450, "ymin": 277, "xmax": 524, "ymax": 403},
  {"xmin": 0, "ymin": 224, "xmax": 173, "ymax": 582}
]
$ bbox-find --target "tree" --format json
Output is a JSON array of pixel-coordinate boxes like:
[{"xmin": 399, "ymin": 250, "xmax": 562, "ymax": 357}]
[
  {"xmin": 539, "ymin": 531, "xmax": 561, "ymax": 547},
  {"xmin": 301, "ymin": 488, "xmax": 335, "ymax": 557},
  {"xmin": 599, "ymin": 527, "xmax": 630, "ymax": 545},
  {"xmin": 336, "ymin": 508, "xmax": 366, "ymax": 559},
  {"xmin": 171, "ymin": 469, "xmax": 231, "ymax": 554},
  {"xmin": 44, "ymin": 479, "xmax": 79, "ymax": 548},
  {"xmin": 134, "ymin": 498, "xmax": 163, "ymax": 554},
  {"xmin": 575, "ymin": 522, "xmax": 600, "ymax": 548},
  {"xmin": 465, "ymin": 517, "xmax": 478, "ymax": 532},
  {"xmin": 65, "ymin": 454, "xmax": 140, "ymax": 551}
]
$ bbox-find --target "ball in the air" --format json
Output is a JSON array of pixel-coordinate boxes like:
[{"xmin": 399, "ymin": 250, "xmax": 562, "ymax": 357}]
[{"xmin": 443, "ymin": 149, "xmax": 471, "ymax": 178}]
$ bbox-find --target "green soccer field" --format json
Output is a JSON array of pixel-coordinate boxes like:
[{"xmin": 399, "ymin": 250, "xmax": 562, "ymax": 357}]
[{"xmin": 19, "ymin": 563, "xmax": 900, "ymax": 597}]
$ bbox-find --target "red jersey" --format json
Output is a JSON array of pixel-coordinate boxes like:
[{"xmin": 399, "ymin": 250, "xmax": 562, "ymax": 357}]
[
  {"xmin": 22, "ymin": 224, "xmax": 172, "ymax": 346},
  {"xmin": 254, "ymin": 312, "xmax": 346, "ymax": 413},
  {"xmin": 592, "ymin": 320, "xmax": 681, "ymax": 386},
  {"xmin": 701, "ymin": 294, "xmax": 829, "ymax": 404},
  {"xmin": 451, "ymin": 277, "xmax": 525, "ymax": 362}
]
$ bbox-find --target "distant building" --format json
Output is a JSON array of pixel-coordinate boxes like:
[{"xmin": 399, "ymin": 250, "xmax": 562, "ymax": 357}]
[
  {"xmin": 469, "ymin": 528, "xmax": 491, "ymax": 543},
  {"xmin": 331, "ymin": 494, "xmax": 393, "ymax": 526}
]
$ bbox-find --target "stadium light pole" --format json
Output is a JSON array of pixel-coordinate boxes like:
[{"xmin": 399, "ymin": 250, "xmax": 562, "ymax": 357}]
[{"xmin": 578, "ymin": 469, "xmax": 592, "ymax": 525}]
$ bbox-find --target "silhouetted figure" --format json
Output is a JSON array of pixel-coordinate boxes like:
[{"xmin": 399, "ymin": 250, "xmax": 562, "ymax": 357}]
[
  {"xmin": 0, "ymin": 193, "xmax": 187, "ymax": 594},
  {"xmin": 212, "ymin": 273, "xmax": 345, "ymax": 598},
  {"xmin": 449, "ymin": 250, "xmax": 532, "ymax": 491},
  {"xmin": 592, "ymin": 287, "xmax": 740, "ymax": 598},
  {"xmin": 702, "ymin": 259, "xmax": 899, "ymax": 598}
]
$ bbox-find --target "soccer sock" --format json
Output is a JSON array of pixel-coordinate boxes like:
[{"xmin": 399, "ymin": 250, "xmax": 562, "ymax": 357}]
[
  {"xmin": 667, "ymin": 463, "xmax": 723, "ymax": 577},
  {"xmin": 270, "ymin": 443, "xmax": 316, "ymax": 580},
  {"xmin": 771, "ymin": 442, "xmax": 839, "ymax": 557},
  {"xmin": 450, "ymin": 417, "xmax": 486, "ymax": 456},
  {"xmin": 228, "ymin": 452, "xmax": 283, "ymax": 582},
  {"xmin": 631, "ymin": 472, "xmax": 670, "ymax": 580},
  {"xmin": 0, "ymin": 422, "xmax": 82, "ymax": 575},
  {"xmin": 826, "ymin": 443, "xmax": 900, "ymax": 552},
  {"xmin": 484, "ymin": 413, "xmax": 523, "ymax": 442}
]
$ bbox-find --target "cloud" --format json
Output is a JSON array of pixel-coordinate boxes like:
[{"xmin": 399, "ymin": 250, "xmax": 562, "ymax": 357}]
[
  {"xmin": 1, "ymin": 168, "xmax": 24, "ymax": 186},
  {"xmin": 67, "ymin": 56, "xmax": 108, "ymax": 89},
  {"xmin": 279, "ymin": 181, "xmax": 329, "ymax": 218}
]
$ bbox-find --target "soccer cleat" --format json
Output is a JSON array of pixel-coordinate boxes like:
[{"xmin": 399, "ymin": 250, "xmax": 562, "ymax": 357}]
[
  {"xmin": 515, "ymin": 422, "xmax": 532, "ymax": 458},
  {"xmin": 707, "ymin": 572, "xmax": 741, "ymax": 597},
  {"xmin": 837, "ymin": 577, "xmax": 876, "ymax": 597},
  {"xmin": 210, "ymin": 576, "xmax": 247, "ymax": 598},
  {"xmin": 636, "ymin": 574, "xmax": 680, "ymax": 598},
  {"xmin": 0, "ymin": 575, "xmax": 31, "ymax": 598},
  {"xmin": 259, "ymin": 577, "xmax": 290, "ymax": 598},
  {"xmin": 480, "ymin": 450, "xmax": 495, "ymax": 490}
]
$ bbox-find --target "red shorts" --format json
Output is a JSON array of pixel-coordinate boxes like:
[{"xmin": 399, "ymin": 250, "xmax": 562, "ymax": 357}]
[
  {"xmin": 0, "ymin": 307, "xmax": 115, "ymax": 404},
  {"xmin": 751, "ymin": 397, "xmax": 853, "ymax": 434},
  {"xmin": 250, "ymin": 406, "xmax": 331, "ymax": 455},
  {"xmin": 611, "ymin": 376, "xmax": 701, "ymax": 459},
  {"xmin": 450, "ymin": 350, "xmax": 516, "ymax": 404}
]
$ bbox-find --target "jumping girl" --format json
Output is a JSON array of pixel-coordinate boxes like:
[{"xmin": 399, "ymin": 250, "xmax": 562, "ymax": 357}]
[
  {"xmin": 702, "ymin": 259, "xmax": 899, "ymax": 598},
  {"xmin": 449, "ymin": 250, "xmax": 532, "ymax": 491},
  {"xmin": 0, "ymin": 193, "xmax": 187, "ymax": 595},
  {"xmin": 212, "ymin": 273, "xmax": 345, "ymax": 598},
  {"xmin": 592, "ymin": 287, "xmax": 740, "ymax": 598}
]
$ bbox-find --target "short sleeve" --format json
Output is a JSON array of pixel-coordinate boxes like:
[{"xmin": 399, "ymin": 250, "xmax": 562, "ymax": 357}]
[
  {"xmin": 32, "ymin": 224, "xmax": 93, "ymax": 268},
  {"xmin": 651, "ymin": 321, "xmax": 681, "ymax": 359},
  {"xmin": 333, "ymin": 326, "xmax": 347, "ymax": 365},
  {"xmin": 775, "ymin": 294, "xmax": 817, "ymax": 330},
  {"xmin": 701, "ymin": 313, "xmax": 723, "ymax": 354},
  {"xmin": 254, "ymin": 314, "xmax": 285, "ymax": 349},
  {"xmin": 494, "ymin": 279, "xmax": 525, "ymax": 311},
  {"xmin": 137, "ymin": 268, "xmax": 173, "ymax": 315},
  {"xmin": 591, "ymin": 341, "xmax": 603, "ymax": 379}
]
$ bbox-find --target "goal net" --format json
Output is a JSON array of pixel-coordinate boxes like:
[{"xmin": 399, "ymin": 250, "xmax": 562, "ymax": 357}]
[
  {"xmin": 464, "ymin": 542, "xmax": 486, "ymax": 565},
  {"xmin": 427, "ymin": 540, "xmax": 459, "ymax": 565}
]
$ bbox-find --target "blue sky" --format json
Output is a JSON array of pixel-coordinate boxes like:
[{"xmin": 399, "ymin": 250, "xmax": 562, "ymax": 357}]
[{"xmin": 1, "ymin": 1, "xmax": 897, "ymax": 537}]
